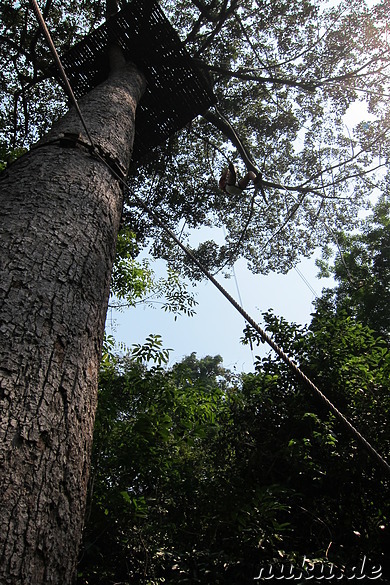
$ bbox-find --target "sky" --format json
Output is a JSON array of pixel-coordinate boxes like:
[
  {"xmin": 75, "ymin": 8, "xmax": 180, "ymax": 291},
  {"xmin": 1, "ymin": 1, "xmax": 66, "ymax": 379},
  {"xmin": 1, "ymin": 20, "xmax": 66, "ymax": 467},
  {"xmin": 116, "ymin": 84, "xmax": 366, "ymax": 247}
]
[{"xmin": 107, "ymin": 252, "xmax": 334, "ymax": 373}]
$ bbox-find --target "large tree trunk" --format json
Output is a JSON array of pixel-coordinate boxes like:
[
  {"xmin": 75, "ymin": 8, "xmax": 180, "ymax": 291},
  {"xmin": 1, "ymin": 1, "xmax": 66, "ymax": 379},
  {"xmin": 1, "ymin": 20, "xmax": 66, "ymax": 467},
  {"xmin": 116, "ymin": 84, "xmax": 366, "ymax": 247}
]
[{"xmin": 0, "ymin": 62, "xmax": 145, "ymax": 584}]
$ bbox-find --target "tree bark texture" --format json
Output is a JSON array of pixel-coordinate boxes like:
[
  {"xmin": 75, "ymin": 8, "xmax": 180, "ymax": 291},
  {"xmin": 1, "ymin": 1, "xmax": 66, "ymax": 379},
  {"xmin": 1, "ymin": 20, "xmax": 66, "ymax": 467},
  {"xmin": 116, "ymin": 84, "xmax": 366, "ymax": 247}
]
[{"xmin": 0, "ymin": 63, "xmax": 145, "ymax": 584}]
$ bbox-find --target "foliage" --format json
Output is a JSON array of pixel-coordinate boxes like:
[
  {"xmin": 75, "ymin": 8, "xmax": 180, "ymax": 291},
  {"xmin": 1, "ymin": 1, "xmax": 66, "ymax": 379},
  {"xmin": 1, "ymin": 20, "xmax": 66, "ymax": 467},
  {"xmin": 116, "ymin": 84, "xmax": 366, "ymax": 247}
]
[
  {"xmin": 1, "ymin": 0, "xmax": 390, "ymax": 277},
  {"xmin": 244, "ymin": 307, "xmax": 390, "ymax": 576},
  {"xmin": 110, "ymin": 227, "xmax": 154, "ymax": 306},
  {"xmin": 130, "ymin": 333, "xmax": 172, "ymax": 366},
  {"xmin": 79, "ymin": 352, "xmax": 242, "ymax": 583},
  {"xmin": 0, "ymin": 143, "xmax": 27, "ymax": 172},
  {"xmin": 315, "ymin": 196, "xmax": 390, "ymax": 340},
  {"xmin": 110, "ymin": 226, "xmax": 198, "ymax": 318},
  {"xmin": 126, "ymin": 0, "xmax": 390, "ymax": 275}
]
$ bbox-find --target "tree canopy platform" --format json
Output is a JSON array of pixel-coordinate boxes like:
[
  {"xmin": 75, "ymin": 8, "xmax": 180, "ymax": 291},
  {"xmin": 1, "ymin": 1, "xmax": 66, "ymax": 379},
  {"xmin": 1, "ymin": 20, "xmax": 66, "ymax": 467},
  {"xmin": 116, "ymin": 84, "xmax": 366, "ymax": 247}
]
[{"xmin": 55, "ymin": 0, "xmax": 216, "ymax": 162}]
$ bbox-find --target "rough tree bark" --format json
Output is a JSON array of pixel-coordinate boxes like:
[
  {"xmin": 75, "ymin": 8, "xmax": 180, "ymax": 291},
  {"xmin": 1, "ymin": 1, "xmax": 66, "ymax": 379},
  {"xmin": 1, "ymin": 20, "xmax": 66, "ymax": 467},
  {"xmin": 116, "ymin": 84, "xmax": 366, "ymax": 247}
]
[{"xmin": 0, "ymin": 62, "xmax": 145, "ymax": 584}]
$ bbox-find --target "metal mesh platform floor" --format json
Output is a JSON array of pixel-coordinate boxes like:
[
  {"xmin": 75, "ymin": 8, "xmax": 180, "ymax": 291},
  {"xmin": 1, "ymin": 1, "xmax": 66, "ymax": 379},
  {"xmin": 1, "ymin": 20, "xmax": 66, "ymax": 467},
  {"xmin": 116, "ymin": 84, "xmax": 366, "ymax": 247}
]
[{"xmin": 56, "ymin": 0, "xmax": 216, "ymax": 161}]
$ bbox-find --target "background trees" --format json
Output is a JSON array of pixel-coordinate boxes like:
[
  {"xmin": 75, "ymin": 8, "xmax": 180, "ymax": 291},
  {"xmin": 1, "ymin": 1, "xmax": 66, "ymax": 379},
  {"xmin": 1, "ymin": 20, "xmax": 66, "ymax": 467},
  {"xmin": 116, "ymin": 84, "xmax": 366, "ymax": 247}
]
[{"xmin": 315, "ymin": 194, "xmax": 390, "ymax": 340}]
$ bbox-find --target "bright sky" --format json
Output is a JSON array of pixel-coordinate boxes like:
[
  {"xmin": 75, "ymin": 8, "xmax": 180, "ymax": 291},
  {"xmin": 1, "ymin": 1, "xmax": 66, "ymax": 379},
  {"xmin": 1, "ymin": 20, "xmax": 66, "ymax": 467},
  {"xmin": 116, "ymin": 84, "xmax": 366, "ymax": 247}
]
[{"xmin": 108, "ymin": 253, "xmax": 334, "ymax": 372}]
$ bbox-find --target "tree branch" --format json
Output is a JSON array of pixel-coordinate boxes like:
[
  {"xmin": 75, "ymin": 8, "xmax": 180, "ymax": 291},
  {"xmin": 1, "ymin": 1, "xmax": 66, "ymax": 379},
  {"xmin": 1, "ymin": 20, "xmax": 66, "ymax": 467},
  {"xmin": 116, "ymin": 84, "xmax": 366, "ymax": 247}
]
[
  {"xmin": 194, "ymin": 0, "xmax": 240, "ymax": 56},
  {"xmin": 196, "ymin": 60, "xmax": 316, "ymax": 91},
  {"xmin": 106, "ymin": 0, "xmax": 119, "ymax": 20},
  {"xmin": 259, "ymin": 195, "xmax": 306, "ymax": 254},
  {"xmin": 202, "ymin": 108, "xmax": 268, "ymax": 203},
  {"xmin": 191, "ymin": 0, "xmax": 230, "ymax": 22},
  {"xmin": 196, "ymin": 49, "xmax": 390, "ymax": 93},
  {"xmin": 316, "ymin": 50, "xmax": 390, "ymax": 87}
]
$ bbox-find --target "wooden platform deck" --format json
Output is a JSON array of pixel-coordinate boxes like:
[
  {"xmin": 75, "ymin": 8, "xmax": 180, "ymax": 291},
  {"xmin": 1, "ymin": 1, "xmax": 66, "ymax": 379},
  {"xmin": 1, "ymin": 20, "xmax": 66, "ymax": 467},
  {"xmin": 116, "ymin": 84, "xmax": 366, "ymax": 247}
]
[{"xmin": 56, "ymin": 0, "xmax": 216, "ymax": 161}]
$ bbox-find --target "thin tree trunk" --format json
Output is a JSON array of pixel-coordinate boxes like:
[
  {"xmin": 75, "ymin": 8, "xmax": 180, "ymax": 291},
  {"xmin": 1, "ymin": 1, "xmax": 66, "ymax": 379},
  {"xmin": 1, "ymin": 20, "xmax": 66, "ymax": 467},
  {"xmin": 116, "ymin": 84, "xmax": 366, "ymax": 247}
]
[{"xmin": 0, "ymin": 62, "xmax": 145, "ymax": 584}]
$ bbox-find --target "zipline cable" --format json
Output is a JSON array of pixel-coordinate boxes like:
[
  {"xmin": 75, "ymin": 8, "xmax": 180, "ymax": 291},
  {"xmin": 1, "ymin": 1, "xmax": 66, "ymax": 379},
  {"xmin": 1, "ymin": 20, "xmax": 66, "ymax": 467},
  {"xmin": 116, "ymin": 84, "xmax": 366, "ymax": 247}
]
[
  {"xmin": 30, "ymin": 0, "xmax": 95, "ymax": 147},
  {"xmin": 294, "ymin": 266, "xmax": 318, "ymax": 298},
  {"xmin": 29, "ymin": 0, "xmax": 390, "ymax": 477},
  {"xmin": 222, "ymin": 227, "xmax": 256, "ymax": 365}
]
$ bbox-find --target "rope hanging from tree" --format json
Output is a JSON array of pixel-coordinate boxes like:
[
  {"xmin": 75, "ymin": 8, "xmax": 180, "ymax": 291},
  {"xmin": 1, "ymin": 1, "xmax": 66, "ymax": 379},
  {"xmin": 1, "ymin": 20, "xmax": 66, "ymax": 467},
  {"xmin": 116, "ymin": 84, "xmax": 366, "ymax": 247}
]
[{"xmin": 29, "ymin": 0, "xmax": 390, "ymax": 478}]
